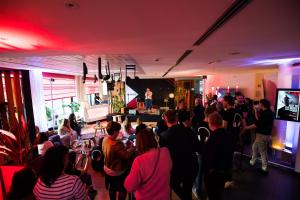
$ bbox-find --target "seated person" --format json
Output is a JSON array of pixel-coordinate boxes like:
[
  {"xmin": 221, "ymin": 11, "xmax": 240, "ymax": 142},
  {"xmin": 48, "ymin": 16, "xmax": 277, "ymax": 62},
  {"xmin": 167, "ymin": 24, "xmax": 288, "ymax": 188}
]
[
  {"xmin": 155, "ymin": 113, "xmax": 168, "ymax": 137},
  {"xmin": 37, "ymin": 132, "xmax": 54, "ymax": 156},
  {"xmin": 58, "ymin": 119, "xmax": 74, "ymax": 147},
  {"xmin": 33, "ymin": 145, "xmax": 89, "ymax": 200},
  {"xmin": 123, "ymin": 116, "xmax": 135, "ymax": 138},
  {"xmin": 69, "ymin": 113, "xmax": 82, "ymax": 139},
  {"xmin": 135, "ymin": 117, "xmax": 146, "ymax": 135},
  {"xmin": 65, "ymin": 151, "xmax": 97, "ymax": 195},
  {"xmin": 7, "ymin": 167, "xmax": 37, "ymax": 200}
]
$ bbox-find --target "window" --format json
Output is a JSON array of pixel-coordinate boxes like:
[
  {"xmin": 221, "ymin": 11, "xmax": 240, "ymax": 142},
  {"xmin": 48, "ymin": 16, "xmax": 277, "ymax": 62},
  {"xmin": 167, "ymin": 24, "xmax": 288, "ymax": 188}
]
[
  {"xmin": 42, "ymin": 73, "xmax": 76, "ymax": 130},
  {"xmin": 84, "ymin": 78, "xmax": 99, "ymax": 106}
]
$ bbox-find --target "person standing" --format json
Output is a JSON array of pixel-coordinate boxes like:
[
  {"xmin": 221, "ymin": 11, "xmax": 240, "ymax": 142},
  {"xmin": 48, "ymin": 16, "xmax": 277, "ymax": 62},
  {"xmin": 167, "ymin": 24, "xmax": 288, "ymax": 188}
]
[
  {"xmin": 145, "ymin": 88, "xmax": 153, "ymax": 110},
  {"xmin": 124, "ymin": 129, "xmax": 172, "ymax": 200},
  {"xmin": 203, "ymin": 112, "xmax": 234, "ymax": 200},
  {"xmin": 102, "ymin": 121, "xmax": 134, "ymax": 200},
  {"xmin": 160, "ymin": 110, "xmax": 200, "ymax": 200},
  {"xmin": 243, "ymin": 99, "xmax": 274, "ymax": 171},
  {"xmin": 191, "ymin": 97, "xmax": 205, "ymax": 130}
]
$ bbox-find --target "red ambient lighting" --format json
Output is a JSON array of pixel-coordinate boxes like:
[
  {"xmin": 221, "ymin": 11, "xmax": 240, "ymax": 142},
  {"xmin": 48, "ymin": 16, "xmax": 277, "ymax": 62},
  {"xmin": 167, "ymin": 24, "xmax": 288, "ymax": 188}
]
[{"xmin": 0, "ymin": 20, "xmax": 58, "ymax": 51}]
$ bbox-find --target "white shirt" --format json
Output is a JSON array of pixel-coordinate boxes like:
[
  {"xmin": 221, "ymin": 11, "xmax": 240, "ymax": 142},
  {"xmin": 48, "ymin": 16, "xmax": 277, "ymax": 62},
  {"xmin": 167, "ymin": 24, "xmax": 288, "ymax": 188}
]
[
  {"xmin": 37, "ymin": 141, "xmax": 54, "ymax": 156},
  {"xmin": 145, "ymin": 91, "xmax": 153, "ymax": 100}
]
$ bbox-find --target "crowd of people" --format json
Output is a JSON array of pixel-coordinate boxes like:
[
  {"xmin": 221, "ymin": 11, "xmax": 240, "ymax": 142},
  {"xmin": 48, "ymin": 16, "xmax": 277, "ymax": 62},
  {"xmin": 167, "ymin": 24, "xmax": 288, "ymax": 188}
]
[{"xmin": 6, "ymin": 92, "xmax": 275, "ymax": 200}]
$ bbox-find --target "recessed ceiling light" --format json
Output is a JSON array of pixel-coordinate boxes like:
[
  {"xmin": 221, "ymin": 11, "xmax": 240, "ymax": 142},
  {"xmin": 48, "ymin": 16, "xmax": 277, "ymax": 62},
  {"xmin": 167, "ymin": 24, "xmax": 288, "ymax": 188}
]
[
  {"xmin": 65, "ymin": 1, "xmax": 80, "ymax": 9},
  {"xmin": 208, "ymin": 59, "xmax": 222, "ymax": 64},
  {"xmin": 229, "ymin": 52, "xmax": 241, "ymax": 55},
  {"xmin": 154, "ymin": 58, "xmax": 160, "ymax": 62}
]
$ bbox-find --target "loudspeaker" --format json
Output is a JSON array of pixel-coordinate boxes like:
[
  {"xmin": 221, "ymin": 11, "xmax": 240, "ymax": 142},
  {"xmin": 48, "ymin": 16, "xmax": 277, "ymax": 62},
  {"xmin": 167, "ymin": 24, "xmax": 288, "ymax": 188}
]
[
  {"xmin": 107, "ymin": 82, "xmax": 115, "ymax": 91},
  {"xmin": 103, "ymin": 61, "xmax": 111, "ymax": 81},
  {"xmin": 202, "ymin": 75, "xmax": 207, "ymax": 79},
  {"xmin": 98, "ymin": 57, "xmax": 103, "ymax": 80},
  {"xmin": 83, "ymin": 62, "xmax": 88, "ymax": 83},
  {"xmin": 94, "ymin": 75, "xmax": 98, "ymax": 83}
]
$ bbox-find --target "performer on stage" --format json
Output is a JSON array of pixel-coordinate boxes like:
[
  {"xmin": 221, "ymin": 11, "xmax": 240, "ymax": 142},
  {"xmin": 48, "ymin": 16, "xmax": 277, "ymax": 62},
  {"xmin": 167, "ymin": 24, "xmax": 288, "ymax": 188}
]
[{"xmin": 145, "ymin": 88, "xmax": 153, "ymax": 110}]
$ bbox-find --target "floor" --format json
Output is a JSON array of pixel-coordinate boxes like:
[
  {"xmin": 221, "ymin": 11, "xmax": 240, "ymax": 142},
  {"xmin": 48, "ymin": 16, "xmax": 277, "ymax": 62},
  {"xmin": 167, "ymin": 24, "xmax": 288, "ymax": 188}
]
[{"xmin": 88, "ymin": 157, "xmax": 300, "ymax": 200}]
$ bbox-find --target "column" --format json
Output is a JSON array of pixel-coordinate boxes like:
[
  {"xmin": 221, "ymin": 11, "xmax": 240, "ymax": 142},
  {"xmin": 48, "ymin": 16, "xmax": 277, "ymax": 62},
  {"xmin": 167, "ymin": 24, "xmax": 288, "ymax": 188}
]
[{"xmin": 29, "ymin": 70, "xmax": 48, "ymax": 132}]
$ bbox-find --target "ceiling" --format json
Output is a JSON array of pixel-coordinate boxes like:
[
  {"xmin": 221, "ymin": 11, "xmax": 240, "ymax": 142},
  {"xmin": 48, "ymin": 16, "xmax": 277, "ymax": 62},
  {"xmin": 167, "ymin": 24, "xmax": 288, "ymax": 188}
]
[{"xmin": 0, "ymin": 0, "xmax": 300, "ymax": 78}]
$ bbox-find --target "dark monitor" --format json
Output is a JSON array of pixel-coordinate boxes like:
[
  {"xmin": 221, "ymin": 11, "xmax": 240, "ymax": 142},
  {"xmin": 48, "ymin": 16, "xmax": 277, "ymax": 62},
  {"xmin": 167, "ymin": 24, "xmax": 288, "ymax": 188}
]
[{"xmin": 275, "ymin": 89, "xmax": 300, "ymax": 122}]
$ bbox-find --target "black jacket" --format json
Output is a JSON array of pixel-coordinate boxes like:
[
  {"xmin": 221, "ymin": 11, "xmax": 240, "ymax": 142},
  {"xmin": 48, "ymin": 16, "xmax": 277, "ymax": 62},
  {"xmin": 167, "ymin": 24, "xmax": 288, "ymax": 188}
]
[
  {"xmin": 160, "ymin": 124, "xmax": 201, "ymax": 175},
  {"xmin": 202, "ymin": 128, "xmax": 234, "ymax": 174}
]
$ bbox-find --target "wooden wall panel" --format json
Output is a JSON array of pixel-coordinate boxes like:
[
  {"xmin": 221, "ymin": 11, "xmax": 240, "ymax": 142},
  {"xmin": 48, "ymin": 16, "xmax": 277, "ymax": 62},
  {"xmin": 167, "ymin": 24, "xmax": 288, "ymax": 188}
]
[
  {"xmin": 12, "ymin": 71, "xmax": 24, "ymax": 121},
  {"xmin": 4, "ymin": 71, "xmax": 15, "ymax": 129},
  {"xmin": 0, "ymin": 71, "xmax": 9, "ymax": 130}
]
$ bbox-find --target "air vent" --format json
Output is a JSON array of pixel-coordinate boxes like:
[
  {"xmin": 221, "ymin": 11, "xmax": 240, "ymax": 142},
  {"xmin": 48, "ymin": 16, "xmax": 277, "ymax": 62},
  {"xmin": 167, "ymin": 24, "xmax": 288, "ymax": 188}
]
[
  {"xmin": 175, "ymin": 50, "xmax": 193, "ymax": 65},
  {"xmin": 162, "ymin": 0, "xmax": 252, "ymax": 77},
  {"xmin": 193, "ymin": 0, "xmax": 252, "ymax": 46}
]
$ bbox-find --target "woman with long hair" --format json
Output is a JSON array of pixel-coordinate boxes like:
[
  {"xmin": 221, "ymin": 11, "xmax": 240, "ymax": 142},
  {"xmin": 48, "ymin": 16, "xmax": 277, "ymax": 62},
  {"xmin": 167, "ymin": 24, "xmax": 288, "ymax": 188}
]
[
  {"xmin": 69, "ymin": 113, "xmax": 81, "ymax": 139},
  {"xmin": 59, "ymin": 118, "xmax": 74, "ymax": 147},
  {"xmin": 124, "ymin": 129, "xmax": 172, "ymax": 200},
  {"xmin": 33, "ymin": 145, "xmax": 89, "ymax": 200}
]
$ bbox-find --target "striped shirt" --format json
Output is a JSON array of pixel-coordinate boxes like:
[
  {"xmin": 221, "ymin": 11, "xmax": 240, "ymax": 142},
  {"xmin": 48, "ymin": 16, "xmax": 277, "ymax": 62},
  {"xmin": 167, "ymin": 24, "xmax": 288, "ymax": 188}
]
[{"xmin": 33, "ymin": 174, "xmax": 89, "ymax": 200}]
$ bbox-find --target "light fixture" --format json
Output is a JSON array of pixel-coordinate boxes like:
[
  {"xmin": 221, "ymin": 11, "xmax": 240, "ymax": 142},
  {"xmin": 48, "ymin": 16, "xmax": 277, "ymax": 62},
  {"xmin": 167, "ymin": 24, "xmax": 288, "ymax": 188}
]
[{"xmin": 169, "ymin": 93, "xmax": 174, "ymax": 99}]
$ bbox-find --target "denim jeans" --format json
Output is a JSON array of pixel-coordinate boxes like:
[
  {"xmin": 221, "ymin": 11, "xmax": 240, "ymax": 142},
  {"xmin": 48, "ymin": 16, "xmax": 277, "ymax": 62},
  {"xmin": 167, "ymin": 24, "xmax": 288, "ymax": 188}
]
[
  {"xmin": 251, "ymin": 133, "xmax": 271, "ymax": 169},
  {"xmin": 145, "ymin": 99, "xmax": 152, "ymax": 109}
]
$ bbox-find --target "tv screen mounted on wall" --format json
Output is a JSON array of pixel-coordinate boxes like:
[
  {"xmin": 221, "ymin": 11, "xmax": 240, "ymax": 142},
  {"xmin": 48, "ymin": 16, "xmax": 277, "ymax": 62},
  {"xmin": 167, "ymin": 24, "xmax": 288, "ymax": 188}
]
[{"xmin": 275, "ymin": 89, "xmax": 300, "ymax": 122}]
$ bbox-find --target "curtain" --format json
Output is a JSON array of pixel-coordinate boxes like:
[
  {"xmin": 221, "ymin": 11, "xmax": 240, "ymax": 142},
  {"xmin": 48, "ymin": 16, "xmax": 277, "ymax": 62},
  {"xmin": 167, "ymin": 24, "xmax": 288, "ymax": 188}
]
[{"xmin": 29, "ymin": 70, "xmax": 48, "ymax": 132}]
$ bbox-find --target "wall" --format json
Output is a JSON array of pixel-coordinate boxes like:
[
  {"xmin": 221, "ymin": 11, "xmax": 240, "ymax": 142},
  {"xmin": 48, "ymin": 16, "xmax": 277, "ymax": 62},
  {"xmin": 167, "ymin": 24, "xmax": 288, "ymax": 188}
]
[
  {"xmin": 205, "ymin": 73, "xmax": 256, "ymax": 98},
  {"xmin": 205, "ymin": 71, "xmax": 278, "ymax": 100}
]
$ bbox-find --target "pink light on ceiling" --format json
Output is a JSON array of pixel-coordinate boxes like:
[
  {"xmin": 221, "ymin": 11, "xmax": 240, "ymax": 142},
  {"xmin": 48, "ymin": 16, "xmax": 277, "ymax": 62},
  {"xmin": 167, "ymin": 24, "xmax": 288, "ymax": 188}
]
[{"xmin": 0, "ymin": 20, "xmax": 60, "ymax": 51}]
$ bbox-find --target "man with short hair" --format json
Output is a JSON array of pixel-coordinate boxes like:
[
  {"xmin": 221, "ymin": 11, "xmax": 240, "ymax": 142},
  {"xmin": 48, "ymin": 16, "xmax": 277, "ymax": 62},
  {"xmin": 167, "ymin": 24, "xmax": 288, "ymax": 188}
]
[
  {"xmin": 203, "ymin": 112, "xmax": 234, "ymax": 200},
  {"xmin": 243, "ymin": 99, "xmax": 274, "ymax": 171},
  {"xmin": 160, "ymin": 110, "xmax": 200, "ymax": 200},
  {"xmin": 102, "ymin": 121, "xmax": 133, "ymax": 200}
]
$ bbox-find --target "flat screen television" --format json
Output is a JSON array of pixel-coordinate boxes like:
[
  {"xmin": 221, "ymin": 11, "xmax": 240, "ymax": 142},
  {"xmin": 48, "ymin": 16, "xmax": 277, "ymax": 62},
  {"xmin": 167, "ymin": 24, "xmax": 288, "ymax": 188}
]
[{"xmin": 275, "ymin": 89, "xmax": 300, "ymax": 122}]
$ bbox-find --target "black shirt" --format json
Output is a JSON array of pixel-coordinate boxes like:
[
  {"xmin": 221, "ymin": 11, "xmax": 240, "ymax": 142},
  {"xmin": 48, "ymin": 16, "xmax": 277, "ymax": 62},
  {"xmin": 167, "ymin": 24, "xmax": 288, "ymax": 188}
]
[
  {"xmin": 222, "ymin": 108, "xmax": 242, "ymax": 133},
  {"xmin": 236, "ymin": 103, "xmax": 248, "ymax": 115},
  {"xmin": 256, "ymin": 109, "xmax": 274, "ymax": 135},
  {"xmin": 160, "ymin": 124, "xmax": 201, "ymax": 174},
  {"xmin": 192, "ymin": 105, "xmax": 205, "ymax": 126},
  {"xmin": 197, "ymin": 121, "xmax": 210, "ymax": 144},
  {"xmin": 202, "ymin": 128, "xmax": 234, "ymax": 174}
]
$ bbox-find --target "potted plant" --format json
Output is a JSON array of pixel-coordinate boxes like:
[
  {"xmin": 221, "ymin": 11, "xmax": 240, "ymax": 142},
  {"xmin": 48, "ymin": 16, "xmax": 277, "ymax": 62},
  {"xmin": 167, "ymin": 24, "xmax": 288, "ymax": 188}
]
[{"xmin": 63, "ymin": 102, "xmax": 80, "ymax": 113}]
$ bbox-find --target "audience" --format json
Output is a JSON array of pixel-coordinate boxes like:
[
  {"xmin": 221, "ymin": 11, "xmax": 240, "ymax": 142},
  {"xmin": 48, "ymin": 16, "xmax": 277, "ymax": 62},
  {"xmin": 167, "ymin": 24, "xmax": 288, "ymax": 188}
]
[
  {"xmin": 58, "ymin": 118, "xmax": 74, "ymax": 147},
  {"xmin": 69, "ymin": 113, "xmax": 82, "ymax": 139},
  {"xmin": 37, "ymin": 132, "xmax": 54, "ymax": 156},
  {"xmin": 155, "ymin": 113, "xmax": 168, "ymax": 137},
  {"xmin": 33, "ymin": 145, "xmax": 89, "ymax": 199},
  {"xmin": 65, "ymin": 151, "xmax": 97, "ymax": 197},
  {"xmin": 4, "ymin": 92, "xmax": 277, "ymax": 200},
  {"xmin": 123, "ymin": 116, "xmax": 135, "ymax": 138},
  {"xmin": 243, "ymin": 99, "xmax": 274, "ymax": 171},
  {"xmin": 203, "ymin": 112, "xmax": 234, "ymax": 200},
  {"xmin": 135, "ymin": 117, "xmax": 147, "ymax": 135},
  {"xmin": 102, "ymin": 121, "xmax": 134, "ymax": 200},
  {"xmin": 125, "ymin": 129, "xmax": 172, "ymax": 200},
  {"xmin": 160, "ymin": 109, "xmax": 200, "ymax": 200},
  {"xmin": 7, "ymin": 167, "xmax": 37, "ymax": 200},
  {"xmin": 192, "ymin": 97, "xmax": 205, "ymax": 129}
]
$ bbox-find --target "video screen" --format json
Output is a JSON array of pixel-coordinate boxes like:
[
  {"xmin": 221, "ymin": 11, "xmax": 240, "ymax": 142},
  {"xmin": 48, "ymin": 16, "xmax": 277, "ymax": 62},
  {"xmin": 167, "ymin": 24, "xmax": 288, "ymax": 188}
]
[
  {"xmin": 275, "ymin": 89, "xmax": 300, "ymax": 122},
  {"xmin": 217, "ymin": 88, "xmax": 236, "ymax": 99}
]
